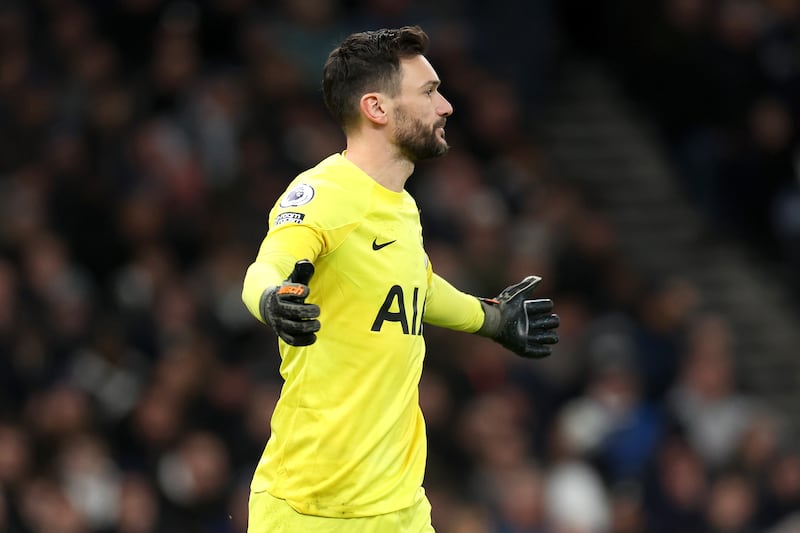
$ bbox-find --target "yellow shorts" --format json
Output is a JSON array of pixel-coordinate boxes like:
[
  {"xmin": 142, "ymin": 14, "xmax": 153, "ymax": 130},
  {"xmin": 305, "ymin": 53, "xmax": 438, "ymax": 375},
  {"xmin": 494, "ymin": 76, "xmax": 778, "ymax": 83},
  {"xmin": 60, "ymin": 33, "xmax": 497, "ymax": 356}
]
[{"xmin": 247, "ymin": 489, "xmax": 435, "ymax": 533}]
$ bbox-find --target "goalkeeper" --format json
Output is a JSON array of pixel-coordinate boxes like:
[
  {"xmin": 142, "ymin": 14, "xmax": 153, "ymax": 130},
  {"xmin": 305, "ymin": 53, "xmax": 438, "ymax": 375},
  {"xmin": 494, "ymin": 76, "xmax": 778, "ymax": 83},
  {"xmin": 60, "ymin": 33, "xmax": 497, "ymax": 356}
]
[{"xmin": 241, "ymin": 25, "xmax": 559, "ymax": 533}]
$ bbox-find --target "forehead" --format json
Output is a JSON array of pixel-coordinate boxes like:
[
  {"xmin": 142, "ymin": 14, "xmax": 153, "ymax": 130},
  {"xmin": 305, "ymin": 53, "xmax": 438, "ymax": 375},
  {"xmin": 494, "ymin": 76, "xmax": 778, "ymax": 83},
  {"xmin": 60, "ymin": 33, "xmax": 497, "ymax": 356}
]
[{"xmin": 398, "ymin": 55, "xmax": 439, "ymax": 89}]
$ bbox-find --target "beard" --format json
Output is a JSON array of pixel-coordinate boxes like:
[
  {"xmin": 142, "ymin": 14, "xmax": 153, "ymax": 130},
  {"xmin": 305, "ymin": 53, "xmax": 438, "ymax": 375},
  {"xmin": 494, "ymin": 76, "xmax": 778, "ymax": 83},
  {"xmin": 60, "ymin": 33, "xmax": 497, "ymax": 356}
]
[{"xmin": 392, "ymin": 106, "xmax": 449, "ymax": 162}]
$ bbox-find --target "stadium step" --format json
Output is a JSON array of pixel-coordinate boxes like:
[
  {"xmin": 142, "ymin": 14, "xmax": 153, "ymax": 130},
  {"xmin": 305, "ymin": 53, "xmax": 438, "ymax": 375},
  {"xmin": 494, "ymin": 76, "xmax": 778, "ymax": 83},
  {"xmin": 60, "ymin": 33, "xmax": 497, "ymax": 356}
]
[{"xmin": 535, "ymin": 59, "xmax": 800, "ymax": 438}]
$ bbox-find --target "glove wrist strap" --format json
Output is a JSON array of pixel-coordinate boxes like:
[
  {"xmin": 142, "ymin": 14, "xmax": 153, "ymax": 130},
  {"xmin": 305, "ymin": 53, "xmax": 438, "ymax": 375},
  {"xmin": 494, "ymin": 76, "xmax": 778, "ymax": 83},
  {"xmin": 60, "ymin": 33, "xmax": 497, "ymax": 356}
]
[{"xmin": 476, "ymin": 299, "xmax": 502, "ymax": 338}]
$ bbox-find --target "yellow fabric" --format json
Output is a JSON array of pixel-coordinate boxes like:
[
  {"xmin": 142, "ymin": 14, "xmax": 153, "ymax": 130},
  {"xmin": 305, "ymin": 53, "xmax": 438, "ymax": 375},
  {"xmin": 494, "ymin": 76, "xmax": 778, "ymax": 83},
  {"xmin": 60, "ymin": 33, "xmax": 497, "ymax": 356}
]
[
  {"xmin": 241, "ymin": 224, "xmax": 324, "ymax": 322},
  {"xmin": 241, "ymin": 153, "xmax": 485, "ymax": 518},
  {"xmin": 423, "ymin": 272, "xmax": 486, "ymax": 331},
  {"xmin": 247, "ymin": 487, "xmax": 434, "ymax": 533}
]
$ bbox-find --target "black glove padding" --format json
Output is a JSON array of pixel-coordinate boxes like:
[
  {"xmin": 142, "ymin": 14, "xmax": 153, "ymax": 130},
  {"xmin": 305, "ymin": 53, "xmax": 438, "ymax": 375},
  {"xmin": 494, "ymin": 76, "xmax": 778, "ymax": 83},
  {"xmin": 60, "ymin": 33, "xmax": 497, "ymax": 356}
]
[
  {"xmin": 259, "ymin": 260, "xmax": 321, "ymax": 346},
  {"xmin": 477, "ymin": 275, "xmax": 559, "ymax": 358}
]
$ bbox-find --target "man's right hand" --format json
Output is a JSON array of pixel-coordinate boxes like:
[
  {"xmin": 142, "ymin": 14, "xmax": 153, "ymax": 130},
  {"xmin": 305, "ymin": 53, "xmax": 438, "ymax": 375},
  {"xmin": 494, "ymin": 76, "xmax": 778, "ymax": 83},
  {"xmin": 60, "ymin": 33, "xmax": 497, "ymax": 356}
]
[{"xmin": 259, "ymin": 260, "xmax": 321, "ymax": 346}]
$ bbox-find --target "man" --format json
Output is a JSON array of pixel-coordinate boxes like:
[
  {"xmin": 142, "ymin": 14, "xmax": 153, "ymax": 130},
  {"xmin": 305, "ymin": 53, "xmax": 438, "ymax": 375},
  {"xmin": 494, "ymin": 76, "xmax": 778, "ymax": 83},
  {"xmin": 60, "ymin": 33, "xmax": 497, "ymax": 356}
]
[{"xmin": 241, "ymin": 26, "xmax": 559, "ymax": 533}]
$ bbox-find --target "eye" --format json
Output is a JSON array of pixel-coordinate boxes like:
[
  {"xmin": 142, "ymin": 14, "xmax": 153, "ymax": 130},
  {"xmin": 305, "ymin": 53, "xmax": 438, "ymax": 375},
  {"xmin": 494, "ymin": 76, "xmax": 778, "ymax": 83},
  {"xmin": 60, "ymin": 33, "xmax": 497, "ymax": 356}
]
[{"xmin": 425, "ymin": 88, "xmax": 434, "ymax": 96}]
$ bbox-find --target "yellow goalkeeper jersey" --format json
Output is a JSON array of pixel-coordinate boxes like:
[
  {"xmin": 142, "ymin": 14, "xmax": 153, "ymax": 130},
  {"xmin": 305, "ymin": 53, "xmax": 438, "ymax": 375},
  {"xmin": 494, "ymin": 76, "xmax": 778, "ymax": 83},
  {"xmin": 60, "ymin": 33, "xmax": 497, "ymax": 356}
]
[{"xmin": 241, "ymin": 153, "xmax": 485, "ymax": 518}]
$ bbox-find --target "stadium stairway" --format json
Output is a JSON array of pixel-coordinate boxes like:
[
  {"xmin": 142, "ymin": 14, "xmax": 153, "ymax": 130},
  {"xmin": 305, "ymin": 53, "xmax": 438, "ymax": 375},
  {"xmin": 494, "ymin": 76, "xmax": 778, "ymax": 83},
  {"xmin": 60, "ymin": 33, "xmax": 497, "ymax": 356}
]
[{"xmin": 535, "ymin": 60, "xmax": 800, "ymax": 440}]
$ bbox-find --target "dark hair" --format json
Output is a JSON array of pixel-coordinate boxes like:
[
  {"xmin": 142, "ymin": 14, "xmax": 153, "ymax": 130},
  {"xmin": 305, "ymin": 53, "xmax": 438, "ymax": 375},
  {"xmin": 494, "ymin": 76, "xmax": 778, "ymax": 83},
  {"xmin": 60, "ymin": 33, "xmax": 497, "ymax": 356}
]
[{"xmin": 322, "ymin": 26, "xmax": 430, "ymax": 132}]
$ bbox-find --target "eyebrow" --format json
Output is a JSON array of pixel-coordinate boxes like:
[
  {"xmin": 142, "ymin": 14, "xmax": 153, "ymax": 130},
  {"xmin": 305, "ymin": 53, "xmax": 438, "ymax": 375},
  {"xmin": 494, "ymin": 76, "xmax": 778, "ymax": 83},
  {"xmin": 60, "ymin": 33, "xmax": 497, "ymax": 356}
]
[{"xmin": 420, "ymin": 80, "xmax": 440, "ymax": 90}]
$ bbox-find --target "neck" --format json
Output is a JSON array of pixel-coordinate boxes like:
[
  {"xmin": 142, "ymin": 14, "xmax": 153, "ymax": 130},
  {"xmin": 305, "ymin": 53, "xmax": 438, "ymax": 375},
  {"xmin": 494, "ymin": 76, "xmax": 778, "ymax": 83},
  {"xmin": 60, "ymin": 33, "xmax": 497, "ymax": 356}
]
[{"xmin": 344, "ymin": 137, "xmax": 414, "ymax": 192}]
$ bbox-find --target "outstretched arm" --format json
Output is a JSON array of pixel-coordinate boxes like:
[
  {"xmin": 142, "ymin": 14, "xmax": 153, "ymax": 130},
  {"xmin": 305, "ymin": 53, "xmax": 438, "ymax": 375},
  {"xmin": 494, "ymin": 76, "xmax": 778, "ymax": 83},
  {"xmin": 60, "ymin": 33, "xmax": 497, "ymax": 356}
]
[
  {"xmin": 241, "ymin": 224, "xmax": 323, "ymax": 322},
  {"xmin": 423, "ymin": 273, "xmax": 486, "ymax": 333},
  {"xmin": 424, "ymin": 272, "xmax": 559, "ymax": 358},
  {"xmin": 242, "ymin": 225, "xmax": 324, "ymax": 345}
]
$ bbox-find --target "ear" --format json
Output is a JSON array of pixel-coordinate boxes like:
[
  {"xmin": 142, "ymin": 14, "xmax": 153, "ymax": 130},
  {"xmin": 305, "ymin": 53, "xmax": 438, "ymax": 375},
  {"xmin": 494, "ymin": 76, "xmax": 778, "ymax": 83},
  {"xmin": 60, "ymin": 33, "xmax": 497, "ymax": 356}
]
[{"xmin": 359, "ymin": 93, "xmax": 389, "ymax": 126}]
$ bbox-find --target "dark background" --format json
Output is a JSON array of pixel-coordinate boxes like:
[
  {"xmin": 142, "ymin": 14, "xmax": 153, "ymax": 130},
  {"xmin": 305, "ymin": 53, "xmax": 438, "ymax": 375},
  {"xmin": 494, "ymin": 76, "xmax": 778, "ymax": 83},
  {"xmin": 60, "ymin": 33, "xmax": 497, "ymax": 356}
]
[{"xmin": 1, "ymin": 1, "xmax": 799, "ymax": 532}]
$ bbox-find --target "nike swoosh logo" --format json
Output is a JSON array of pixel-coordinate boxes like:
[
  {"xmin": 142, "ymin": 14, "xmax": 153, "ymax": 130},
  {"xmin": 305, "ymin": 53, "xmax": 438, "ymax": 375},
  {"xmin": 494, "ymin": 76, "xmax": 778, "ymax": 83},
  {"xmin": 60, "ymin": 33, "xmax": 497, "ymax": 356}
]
[{"xmin": 372, "ymin": 238, "xmax": 396, "ymax": 250}]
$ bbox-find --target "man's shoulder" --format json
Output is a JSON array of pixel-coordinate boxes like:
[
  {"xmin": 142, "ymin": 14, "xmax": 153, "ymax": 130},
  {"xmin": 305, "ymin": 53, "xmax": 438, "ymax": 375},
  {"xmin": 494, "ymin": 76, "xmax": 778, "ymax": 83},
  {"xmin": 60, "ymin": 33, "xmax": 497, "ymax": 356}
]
[
  {"xmin": 272, "ymin": 155, "xmax": 371, "ymax": 229},
  {"xmin": 291, "ymin": 158, "xmax": 370, "ymax": 204}
]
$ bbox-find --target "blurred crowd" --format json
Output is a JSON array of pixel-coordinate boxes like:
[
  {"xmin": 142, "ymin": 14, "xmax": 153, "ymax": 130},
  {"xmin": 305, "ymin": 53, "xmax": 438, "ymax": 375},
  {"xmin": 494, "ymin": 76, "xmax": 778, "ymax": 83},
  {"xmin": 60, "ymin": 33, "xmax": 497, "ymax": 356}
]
[
  {"xmin": 0, "ymin": 1, "xmax": 799, "ymax": 533},
  {"xmin": 560, "ymin": 0, "xmax": 800, "ymax": 289}
]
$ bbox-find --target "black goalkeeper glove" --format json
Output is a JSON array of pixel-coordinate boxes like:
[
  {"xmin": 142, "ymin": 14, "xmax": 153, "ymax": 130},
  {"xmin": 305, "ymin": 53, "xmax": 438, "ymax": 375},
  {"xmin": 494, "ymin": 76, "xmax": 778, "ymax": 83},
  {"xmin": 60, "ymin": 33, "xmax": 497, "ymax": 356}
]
[
  {"xmin": 259, "ymin": 260, "xmax": 321, "ymax": 346},
  {"xmin": 476, "ymin": 275, "xmax": 559, "ymax": 358}
]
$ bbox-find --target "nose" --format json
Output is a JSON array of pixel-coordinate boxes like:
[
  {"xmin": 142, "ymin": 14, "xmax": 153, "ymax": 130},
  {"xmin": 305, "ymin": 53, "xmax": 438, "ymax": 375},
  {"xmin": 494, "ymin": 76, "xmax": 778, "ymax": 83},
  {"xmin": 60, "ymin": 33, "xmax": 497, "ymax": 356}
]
[{"xmin": 437, "ymin": 93, "xmax": 453, "ymax": 117}]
